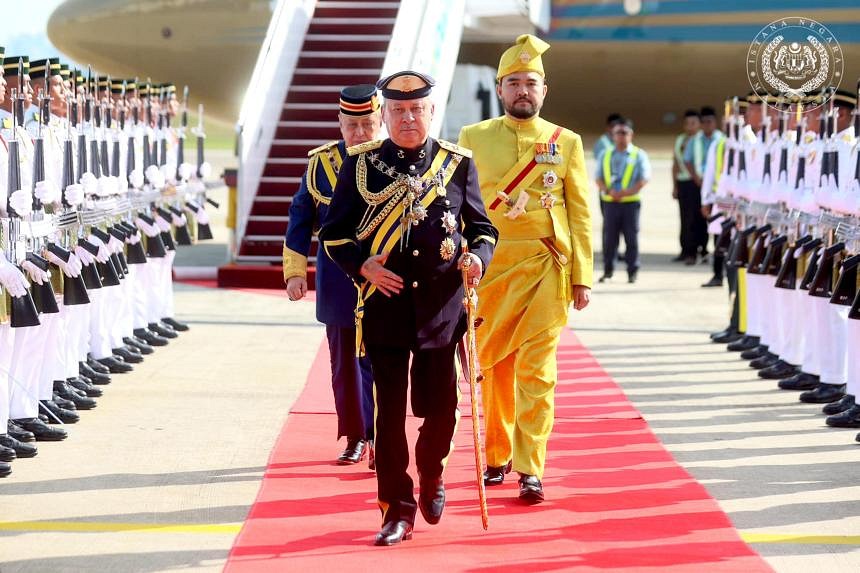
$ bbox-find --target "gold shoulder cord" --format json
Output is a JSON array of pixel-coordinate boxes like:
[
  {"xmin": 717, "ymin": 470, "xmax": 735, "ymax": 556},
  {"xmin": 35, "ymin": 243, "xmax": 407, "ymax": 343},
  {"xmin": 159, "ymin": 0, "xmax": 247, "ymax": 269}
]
[
  {"xmin": 356, "ymin": 153, "xmax": 405, "ymax": 205},
  {"xmin": 305, "ymin": 153, "xmax": 332, "ymax": 206}
]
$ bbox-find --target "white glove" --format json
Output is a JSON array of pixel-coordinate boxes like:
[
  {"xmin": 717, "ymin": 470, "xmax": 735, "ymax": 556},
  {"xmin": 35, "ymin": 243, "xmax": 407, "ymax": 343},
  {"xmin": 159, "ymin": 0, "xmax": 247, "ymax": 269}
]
[
  {"xmin": 87, "ymin": 235, "xmax": 110, "ymax": 263},
  {"xmin": 9, "ymin": 189, "xmax": 33, "ymax": 216},
  {"xmin": 34, "ymin": 180, "xmax": 61, "ymax": 204},
  {"xmin": 198, "ymin": 162, "xmax": 212, "ymax": 179},
  {"xmin": 179, "ymin": 162, "xmax": 194, "ymax": 181},
  {"xmin": 127, "ymin": 231, "xmax": 142, "ymax": 245},
  {"xmin": 196, "ymin": 206, "xmax": 210, "ymax": 225},
  {"xmin": 0, "ymin": 257, "xmax": 30, "ymax": 297},
  {"xmin": 129, "ymin": 169, "xmax": 145, "ymax": 190},
  {"xmin": 145, "ymin": 165, "xmax": 165, "ymax": 189},
  {"xmin": 135, "ymin": 217, "xmax": 160, "ymax": 237},
  {"xmin": 80, "ymin": 172, "xmax": 98, "ymax": 196},
  {"xmin": 65, "ymin": 183, "xmax": 85, "ymax": 206},
  {"xmin": 67, "ymin": 252, "xmax": 83, "ymax": 276},
  {"xmin": 21, "ymin": 260, "xmax": 49, "ymax": 286},
  {"xmin": 46, "ymin": 250, "xmax": 81, "ymax": 278},
  {"xmin": 171, "ymin": 212, "xmax": 187, "ymax": 227},
  {"xmin": 107, "ymin": 234, "xmax": 124, "ymax": 253},
  {"xmin": 155, "ymin": 214, "xmax": 171, "ymax": 233},
  {"xmin": 74, "ymin": 245, "xmax": 96, "ymax": 267},
  {"xmin": 97, "ymin": 176, "xmax": 117, "ymax": 197},
  {"xmin": 114, "ymin": 175, "xmax": 128, "ymax": 194}
]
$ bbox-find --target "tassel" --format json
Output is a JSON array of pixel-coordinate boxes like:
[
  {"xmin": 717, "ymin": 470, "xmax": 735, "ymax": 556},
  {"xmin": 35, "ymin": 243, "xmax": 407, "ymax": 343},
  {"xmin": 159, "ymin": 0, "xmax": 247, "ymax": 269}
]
[{"xmin": 354, "ymin": 283, "xmax": 365, "ymax": 358}]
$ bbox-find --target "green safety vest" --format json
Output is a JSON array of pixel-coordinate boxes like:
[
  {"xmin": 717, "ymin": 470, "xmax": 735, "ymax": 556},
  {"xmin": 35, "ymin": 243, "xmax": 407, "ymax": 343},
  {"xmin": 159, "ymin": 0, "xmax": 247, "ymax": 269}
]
[
  {"xmin": 713, "ymin": 137, "xmax": 726, "ymax": 192},
  {"xmin": 602, "ymin": 145, "xmax": 641, "ymax": 203},
  {"xmin": 674, "ymin": 134, "xmax": 692, "ymax": 181}
]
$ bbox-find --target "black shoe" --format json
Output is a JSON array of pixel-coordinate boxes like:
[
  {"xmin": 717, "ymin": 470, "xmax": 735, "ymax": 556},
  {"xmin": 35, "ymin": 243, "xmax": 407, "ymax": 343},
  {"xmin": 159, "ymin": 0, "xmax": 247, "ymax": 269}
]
[
  {"xmin": 336, "ymin": 438, "xmax": 367, "ymax": 465},
  {"xmin": 50, "ymin": 394, "xmax": 78, "ymax": 411},
  {"xmin": 712, "ymin": 329, "xmax": 743, "ymax": 344},
  {"xmin": 727, "ymin": 335, "xmax": 760, "ymax": 352},
  {"xmin": 824, "ymin": 394, "xmax": 856, "ymax": 416},
  {"xmin": 627, "ymin": 271, "xmax": 638, "ymax": 284},
  {"xmin": 741, "ymin": 345, "xmax": 769, "ymax": 360},
  {"xmin": 368, "ymin": 439, "xmax": 375, "ymax": 471},
  {"xmin": 800, "ymin": 384, "xmax": 846, "ymax": 404},
  {"xmin": 483, "ymin": 460, "xmax": 512, "ymax": 486},
  {"xmin": 518, "ymin": 473, "xmax": 544, "ymax": 504},
  {"xmin": 758, "ymin": 361, "xmax": 798, "ymax": 380},
  {"xmin": 162, "ymin": 317, "xmax": 189, "ymax": 332},
  {"xmin": 684, "ymin": 256, "xmax": 696, "ymax": 266},
  {"xmin": 7, "ymin": 421, "xmax": 35, "ymax": 443},
  {"xmin": 0, "ymin": 434, "xmax": 37, "ymax": 458},
  {"xmin": 53, "ymin": 381, "xmax": 97, "ymax": 410},
  {"xmin": 374, "ymin": 519, "xmax": 413, "ymax": 546},
  {"xmin": 598, "ymin": 273, "xmax": 613, "ymax": 283},
  {"xmin": 80, "ymin": 362, "xmax": 112, "ymax": 385},
  {"xmin": 418, "ymin": 477, "xmax": 445, "ymax": 525},
  {"xmin": 0, "ymin": 442, "xmax": 15, "ymax": 462},
  {"xmin": 85, "ymin": 357, "xmax": 111, "ymax": 375},
  {"xmin": 97, "ymin": 356, "xmax": 133, "ymax": 374},
  {"xmin": 124, "ymin": 337, "xmax": 154, "ymax": 355},
  {"xmin": 778, "ymin": 372, "xmax": 820, "ymax": 390},
  {"xmin": 0, "ymin": 462, "xmax": 10, "ymax": 478},
  {"xmin": 826, "ymin": 405, "xmax": 860, "ymax": 428},
  {"xmin": 41, "ymin": 400, "xmax": 80, "ymax": 424},
  {"xmin": 701, "ymin": 276, "xmax": 723, "ymax": 287},
  {"xmin": 14, "ymin": 418, "xmax": 68, "ymax": 441},
  {"xmin": 68, "ymin": 377, "xmax": 103, "ymax": 398},
  {"xmin": 749, "ymin": 353, "xmax": 779, "ymax": 370},
  {"xmin": 148, "ymin": 322, "xmax": 178, "ymax": 339},
  {"xmin": 133, "ymin": 328, "xmax": 169, "ymax": 347},
  {"xmin": 671, "ymin": 254, "xmax": 685, "ymax": 262},
  {"xmin": 113, "ymin": 347, "xmax": 143, "ymax": 364}
]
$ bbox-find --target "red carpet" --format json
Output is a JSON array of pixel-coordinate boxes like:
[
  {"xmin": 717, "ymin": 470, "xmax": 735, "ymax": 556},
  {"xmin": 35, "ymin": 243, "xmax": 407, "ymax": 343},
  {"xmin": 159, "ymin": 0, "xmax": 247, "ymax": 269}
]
[{"xmin": 224, "ymin": 329, "xmax": 773, "ymax": 572}]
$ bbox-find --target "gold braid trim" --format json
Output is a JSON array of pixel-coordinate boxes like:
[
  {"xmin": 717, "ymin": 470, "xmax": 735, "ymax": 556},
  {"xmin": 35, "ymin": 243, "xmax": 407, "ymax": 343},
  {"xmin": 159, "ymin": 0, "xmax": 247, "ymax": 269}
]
[{"xmin": 305, "ymin": 154, "xmax": 330, "ymax": 206}]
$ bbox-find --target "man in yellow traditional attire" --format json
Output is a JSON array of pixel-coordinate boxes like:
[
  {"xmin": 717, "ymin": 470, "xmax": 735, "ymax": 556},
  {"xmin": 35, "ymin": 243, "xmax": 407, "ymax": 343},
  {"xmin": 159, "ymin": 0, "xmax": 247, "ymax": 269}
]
[{"xmin": 458, "ymin": 35, "xmax": 593, "ymax": 504}]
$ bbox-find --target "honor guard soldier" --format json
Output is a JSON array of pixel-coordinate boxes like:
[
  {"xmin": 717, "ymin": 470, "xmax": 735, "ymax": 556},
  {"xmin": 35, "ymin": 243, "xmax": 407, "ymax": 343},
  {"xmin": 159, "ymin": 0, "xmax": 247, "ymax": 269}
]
[
  {"xmin": 458, "ymin": 35, "xmax": 593, "ymax": 504},
  {"xmin": 320, "ymin": 71, "xmax": 497, "ymax": 546},
  {"xmin": 283, "ymin": 84, "xmax": 382, "ymax": 466}
]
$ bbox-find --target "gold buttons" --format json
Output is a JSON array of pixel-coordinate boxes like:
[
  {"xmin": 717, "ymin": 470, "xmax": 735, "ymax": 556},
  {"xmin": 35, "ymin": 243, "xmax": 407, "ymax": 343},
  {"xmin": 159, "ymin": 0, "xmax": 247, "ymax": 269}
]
[
  {"xmin": 412, "ymin": 281, "xmax": 418, "ymax": 288},
  {"xmin": 412, "ymin": 249, "xmax": 419, "ymax": 256}
]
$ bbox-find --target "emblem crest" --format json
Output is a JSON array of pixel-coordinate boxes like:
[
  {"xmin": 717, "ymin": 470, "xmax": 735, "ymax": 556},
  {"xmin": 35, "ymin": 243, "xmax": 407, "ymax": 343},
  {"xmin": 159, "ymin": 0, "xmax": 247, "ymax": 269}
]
[{"xmin": 440, "ymin": 237, "xmax": 456, "ymax": 261}]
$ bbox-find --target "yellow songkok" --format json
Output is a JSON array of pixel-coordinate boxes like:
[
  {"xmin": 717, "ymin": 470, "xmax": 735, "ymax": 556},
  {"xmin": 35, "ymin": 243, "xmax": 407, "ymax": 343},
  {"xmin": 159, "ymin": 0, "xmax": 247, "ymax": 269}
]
[{"xmin": 496, "ymin": 34, "xmax": 551, "ymax": 80}]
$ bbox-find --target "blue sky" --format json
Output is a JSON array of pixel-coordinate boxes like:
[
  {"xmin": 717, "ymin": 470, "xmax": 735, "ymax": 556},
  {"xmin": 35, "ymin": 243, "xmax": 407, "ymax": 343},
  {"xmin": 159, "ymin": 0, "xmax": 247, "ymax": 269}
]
[{"xmin": 0, "ymin": 0, "xmax": 74, "ymax": 61}]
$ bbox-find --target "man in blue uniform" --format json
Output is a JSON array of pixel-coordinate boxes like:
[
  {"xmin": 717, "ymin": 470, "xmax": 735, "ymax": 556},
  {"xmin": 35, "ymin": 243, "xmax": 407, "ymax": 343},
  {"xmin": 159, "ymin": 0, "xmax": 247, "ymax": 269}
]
[
  {"xmin": 283, "ymin": 85, "xmax": 382, "ymax": 466},
  {"xmin": 596, "ymin": 118, "xmax": 651, "ymax": 283},
  {"xmin": 320, "ymin": 71, "xmax": 497, "ymax": 546}
]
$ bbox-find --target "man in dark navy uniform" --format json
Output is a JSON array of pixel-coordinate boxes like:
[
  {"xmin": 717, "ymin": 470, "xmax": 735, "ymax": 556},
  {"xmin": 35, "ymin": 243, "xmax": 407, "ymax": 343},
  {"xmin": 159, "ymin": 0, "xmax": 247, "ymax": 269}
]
[
  {"xmin": 320, "ymin": 71, "xmax": 497, "ymax": 546},
  {"xmin": 283, "ymin": 85, "xmax": 382, "ymax": 466}
]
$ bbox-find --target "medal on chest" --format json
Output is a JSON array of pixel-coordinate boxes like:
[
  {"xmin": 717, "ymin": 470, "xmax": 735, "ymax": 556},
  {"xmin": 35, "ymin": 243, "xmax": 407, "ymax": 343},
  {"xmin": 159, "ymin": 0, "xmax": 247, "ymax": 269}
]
[{"xmin": 535, "ymin": 142, "xmax": 561, "ymax": 164}]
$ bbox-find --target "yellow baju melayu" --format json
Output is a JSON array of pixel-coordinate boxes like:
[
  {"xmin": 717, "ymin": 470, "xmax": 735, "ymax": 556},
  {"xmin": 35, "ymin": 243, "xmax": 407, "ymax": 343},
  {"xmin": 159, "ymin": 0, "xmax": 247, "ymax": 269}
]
[{"xmin": 458, "ymin": 36, "xmax": 593, "ymax": 477}]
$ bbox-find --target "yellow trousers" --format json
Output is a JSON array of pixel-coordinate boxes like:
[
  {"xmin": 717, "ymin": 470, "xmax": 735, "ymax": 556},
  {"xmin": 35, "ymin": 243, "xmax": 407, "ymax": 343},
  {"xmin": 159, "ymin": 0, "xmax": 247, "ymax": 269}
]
[{"xmin": 482, "ymin": 325, "xmax": 562, "ymax": 478}]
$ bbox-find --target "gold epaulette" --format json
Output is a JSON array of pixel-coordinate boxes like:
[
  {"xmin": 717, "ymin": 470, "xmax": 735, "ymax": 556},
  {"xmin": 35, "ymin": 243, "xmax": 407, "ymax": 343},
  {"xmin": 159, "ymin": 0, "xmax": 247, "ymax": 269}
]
[
  {"xmin": 306, "ymin": 140, "xmax": 340, "ymax": 158},
  {"xmin": 437, "ymin": 139, "xmax": 472, "ymax": 158},
  {"xmin": 347, "ymin": 139, "xmax": 384, "ymax": 156}
]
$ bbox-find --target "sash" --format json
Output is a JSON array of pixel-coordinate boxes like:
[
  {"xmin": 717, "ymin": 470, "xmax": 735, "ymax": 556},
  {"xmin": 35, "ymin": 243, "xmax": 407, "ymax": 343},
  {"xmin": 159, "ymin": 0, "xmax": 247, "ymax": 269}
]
[
  {"xmin": 489, "ymin": 125, "xmax": 563, "ymax": 210},
  {"xmin": 353, "ymin": 149, "xmax": 462, "ymax": 355},
  {"xmin": 306, "ymin": 146, "xmax": 343, "ymax": 206}
]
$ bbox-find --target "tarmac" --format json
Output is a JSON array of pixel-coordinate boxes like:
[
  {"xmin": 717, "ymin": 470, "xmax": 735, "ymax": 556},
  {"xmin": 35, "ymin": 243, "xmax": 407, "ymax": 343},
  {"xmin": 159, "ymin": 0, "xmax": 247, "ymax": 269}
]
[{"xmin": 1, "ymin": 146, "xmax": 859, "ymax": 572}]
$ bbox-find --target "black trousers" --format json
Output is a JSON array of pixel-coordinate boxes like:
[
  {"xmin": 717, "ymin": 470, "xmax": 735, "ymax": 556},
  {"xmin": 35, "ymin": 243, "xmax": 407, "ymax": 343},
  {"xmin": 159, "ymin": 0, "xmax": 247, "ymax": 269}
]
[
  {"xmin": 677, "ymin": 180, "xmax": 708, "ymax": 257},
  {"xmin": 365, "ymin": 342, "xmax": 459, "ymax": 525},
  {"xmin": 712, "ymin": 234, "xmax": 724, "ymax": 280},
  {"xmin": 602, "ymin": 201, "xmax": 640, "ymax": 275},
  {"xmin": 326, "ymin": 325, "xmax": 374, "ymax": 440}
]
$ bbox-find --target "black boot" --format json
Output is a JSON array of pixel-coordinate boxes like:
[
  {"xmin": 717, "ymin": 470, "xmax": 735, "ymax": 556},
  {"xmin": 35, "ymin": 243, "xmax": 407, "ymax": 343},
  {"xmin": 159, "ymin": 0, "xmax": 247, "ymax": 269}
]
[
  {"xmin": 162, "ymin": 317, "xmax": 189, "ymax": 332},
  {"xmin": 778, "ymin": 372, "xmax": 820, "ymax": 390},
  {"xmin": 7, "ymin": 421, "xmax": 35, "ymax": 443},
  {"xmin": 741, "ymin": 345, "xmax": 769, "ymax": 360},
  {"xmin": 823, "ymin": 394, "xmax": 856, "ymax": 416},
  {"xmin": 336, "ymin": 438, "xmax": 367, "ymax": 464},
  {"xmin": 133, "ymin": 328, "xmax": 169, "ymax": 347},
  {"xmin": 518, "ymin": 473, "xmax": 545, "ymax": 504},
  {"xmin": 758, "ymin": 360, "xmax": 798, "ymax": 380},
  {"xmin": 85, "ymin": 357, "xmax": 111, "ymax": 374},
  {"xmin": 80, "ymin": 362, "xmax": 112, "ymax": 385},
  {"xmin": 418, "ymin": 476, "xmax": 445, "ymax": 525},
  {"xmin": 727, "ymin": 335, "xmax": 759, "ymax": 352},
  {"xmin": 53, "ymin": 381, "xmax": 97, "ymax": 410},
  {"xmin": 749, "ymin": 353, "xmax": 779, "ymax": 370},
  {"xmin": 68, "ymin": 377, "xmax": 103, "ymax": 398},
  {"xmin": 0, "ymin": 434, "xmax": 37, "ymax": 457},
  {"xmin": 14, "ymin": 417, "xmax": 68, "ymax": 441},
  {"xmin": 124, "ymin": 336, "xmax": 154, "ymax": 355},
  {"xmin": 800, "ymin": 384, "xmax": 846, "ymax": 404},
  {"xmin": 97, "ymin": 355, "xmax": 133, "ymax": 374},
  {"xmin": 483, "ymin": 460, "xmax": 512, "ymax": 486},
  {"xmin": 712, "ymin": 329, "xmax": 743, "ymax": 344},
  {"xmin": 826, "ymin": 405, "xmax": 860, "ymax": 428}
]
